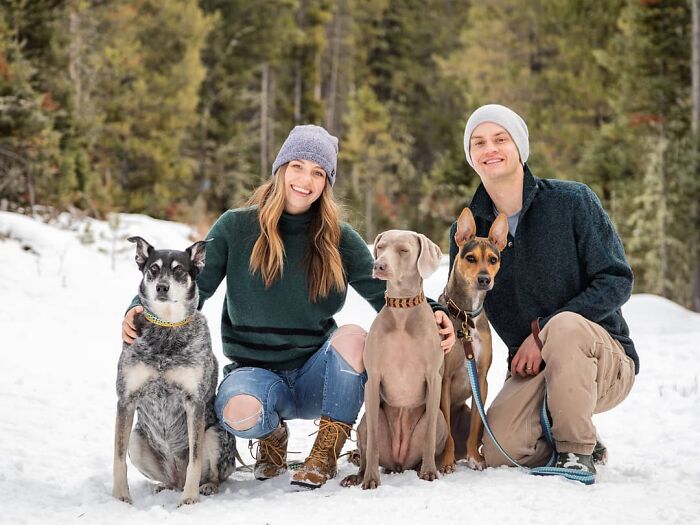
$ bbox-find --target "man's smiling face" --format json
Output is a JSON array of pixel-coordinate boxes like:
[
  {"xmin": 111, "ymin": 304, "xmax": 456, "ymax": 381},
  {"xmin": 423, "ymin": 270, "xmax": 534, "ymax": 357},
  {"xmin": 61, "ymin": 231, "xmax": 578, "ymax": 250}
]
[{"xmin": 469, "ymin": 121, "xmax": 522, "ymax": 182}]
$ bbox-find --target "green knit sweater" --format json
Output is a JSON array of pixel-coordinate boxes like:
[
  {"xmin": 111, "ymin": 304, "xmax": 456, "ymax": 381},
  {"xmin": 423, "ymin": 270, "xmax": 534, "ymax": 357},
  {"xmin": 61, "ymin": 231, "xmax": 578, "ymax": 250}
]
[{"xmin": 130, "ymin": 206, "xmax": 444, "ymax": 374}]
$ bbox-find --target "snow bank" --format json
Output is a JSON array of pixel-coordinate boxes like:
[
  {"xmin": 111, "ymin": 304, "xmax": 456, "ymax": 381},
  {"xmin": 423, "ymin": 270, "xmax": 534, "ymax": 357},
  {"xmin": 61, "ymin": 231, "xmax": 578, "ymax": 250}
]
[{"xmin": 0, "ymin": 211, "xmax": 698, "ymax": 525}]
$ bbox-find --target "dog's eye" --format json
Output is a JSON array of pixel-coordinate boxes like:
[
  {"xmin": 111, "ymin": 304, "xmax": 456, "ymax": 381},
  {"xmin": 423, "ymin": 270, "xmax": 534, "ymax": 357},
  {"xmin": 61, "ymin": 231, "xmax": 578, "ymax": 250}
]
[
  {"xmin": 466, "ymin": 255, "xmax": 476, "ymax": 263},
  {"xmin": 489, "ymin": 256, "xmax": 498, "ymax": 264},
  {"xmin": 149, "ymin": 264, "xmax": 160, "ymax": 274},
  {"xmin": 174, "ymin": 267, "xmax": 186, "ymax": 276}
]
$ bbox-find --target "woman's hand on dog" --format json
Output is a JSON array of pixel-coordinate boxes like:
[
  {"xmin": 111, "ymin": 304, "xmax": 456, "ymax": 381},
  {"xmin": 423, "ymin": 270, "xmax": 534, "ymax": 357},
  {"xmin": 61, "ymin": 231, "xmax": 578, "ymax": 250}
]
[
  {"xmin": 122, "ymin": 306, "xmax": 144, "ymax": 344},
  {"xmin": 435, "ymin": 311, "xmax": 455, "ymax": 353},
  {"xmin": 510, "ymin": 334, "xmax": 542, "ymax": 377},
  {"xmin": 121, "ymin": 306, "xmax": 455, "ymax": 350}
]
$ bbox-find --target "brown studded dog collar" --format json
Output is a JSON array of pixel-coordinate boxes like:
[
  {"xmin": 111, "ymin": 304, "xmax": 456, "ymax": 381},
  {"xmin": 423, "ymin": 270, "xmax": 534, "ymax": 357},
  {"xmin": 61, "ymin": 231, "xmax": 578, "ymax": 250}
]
[{"xmin": 384, "ymin": 290, "xmax": 425, "ymax": 308}]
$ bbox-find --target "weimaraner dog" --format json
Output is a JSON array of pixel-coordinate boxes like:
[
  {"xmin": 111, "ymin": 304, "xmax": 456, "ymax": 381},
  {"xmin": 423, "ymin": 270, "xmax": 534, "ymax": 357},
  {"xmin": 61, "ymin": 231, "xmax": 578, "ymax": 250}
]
[{"xmin": 342, "ymin": 230, "xmax": 447, "ymax": 489}]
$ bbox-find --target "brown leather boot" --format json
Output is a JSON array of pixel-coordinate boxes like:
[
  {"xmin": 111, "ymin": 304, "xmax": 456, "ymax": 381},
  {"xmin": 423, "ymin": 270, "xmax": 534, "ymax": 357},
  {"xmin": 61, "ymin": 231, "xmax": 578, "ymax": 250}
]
[
  {"xmin": 290, "ymin": 416, "xmax": 352, "ymax": 489},
  {"xmin": 252, "ymin": 422, "xmax": 288, "ymax": 480}
]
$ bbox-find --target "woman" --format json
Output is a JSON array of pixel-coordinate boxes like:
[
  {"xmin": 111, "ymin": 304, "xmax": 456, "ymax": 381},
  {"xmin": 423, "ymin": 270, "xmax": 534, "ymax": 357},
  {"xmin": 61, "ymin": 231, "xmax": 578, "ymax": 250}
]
[{"xmin": 122, "ymin": 125, "xmax": 455, "ymax": 489}]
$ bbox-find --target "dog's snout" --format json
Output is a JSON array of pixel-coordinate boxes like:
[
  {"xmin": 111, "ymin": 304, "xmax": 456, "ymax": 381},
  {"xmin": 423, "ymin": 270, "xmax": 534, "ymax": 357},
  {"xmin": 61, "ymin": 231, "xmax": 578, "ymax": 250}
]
[
  {"xmin": 373, "ymin": 261, "xmax": 387, "ymax": 272},
  {"xmin": 156, "ymin": 282, "xmax": 170, "ymax": 294},
  {"xmin": 477, "ymin": 274, "xmax": 491, "ymax": 288}
]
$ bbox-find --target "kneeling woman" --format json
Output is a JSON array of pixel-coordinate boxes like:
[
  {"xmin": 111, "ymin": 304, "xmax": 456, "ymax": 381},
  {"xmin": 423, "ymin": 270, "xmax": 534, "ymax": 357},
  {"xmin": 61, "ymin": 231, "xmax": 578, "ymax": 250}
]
[{"xmin": 123, "ymin": 125, "xmax": 454, "ymax": 489}]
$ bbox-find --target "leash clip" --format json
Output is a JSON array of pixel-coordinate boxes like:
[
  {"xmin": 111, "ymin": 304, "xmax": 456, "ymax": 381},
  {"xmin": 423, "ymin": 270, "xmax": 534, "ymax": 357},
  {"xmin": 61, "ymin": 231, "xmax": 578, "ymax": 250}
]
[{"xmin": 461, "ymin": 321, "xmax": 472, "ymax": 341}]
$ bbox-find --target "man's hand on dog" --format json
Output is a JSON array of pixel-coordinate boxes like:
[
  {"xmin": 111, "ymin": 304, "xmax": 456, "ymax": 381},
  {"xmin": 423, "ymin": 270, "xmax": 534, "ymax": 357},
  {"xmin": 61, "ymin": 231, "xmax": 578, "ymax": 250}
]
[
  {"xmin": 122, "ymin": 306, "xmax": 143, "ymax": 344},
  {"xmin": 435, "ymin": 311, "xmax": 455, "ymax": 353},
  {"xmin": 511, "ymin": 334, "xmax": 542, "ymax": 377}
]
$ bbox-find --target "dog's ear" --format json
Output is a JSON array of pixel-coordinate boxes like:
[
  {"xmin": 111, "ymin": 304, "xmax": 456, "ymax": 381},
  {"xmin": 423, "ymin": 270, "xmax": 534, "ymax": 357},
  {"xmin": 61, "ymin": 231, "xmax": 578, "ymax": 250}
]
[
  {"xmin": 372, "ymin": 232, "xmax": 385, "ymax": 259},
  {"xmin": 128, "ymin": 236, "xmax": 154, "ymax": 271},
  {"xmin": 488, "ymin": 213, "xmax": 509, "ymax": 252},
  {"xmin": 455, "ymin": 208, "xmax": 477, "ymax": 247},
  {"xmin": 186, "ymin": 239, "xmax": 211, "ymax": 275},
  {"xmin": 416, "ymin": 233, "xmax": 442, "ymax": 279}
]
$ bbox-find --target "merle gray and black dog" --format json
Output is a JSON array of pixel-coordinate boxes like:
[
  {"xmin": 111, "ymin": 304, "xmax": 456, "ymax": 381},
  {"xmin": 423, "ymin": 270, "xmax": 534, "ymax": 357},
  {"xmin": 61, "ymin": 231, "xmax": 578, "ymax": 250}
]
[{"xmin": 112, "ymin": 236, "xmax": 236, "ymax": 507}]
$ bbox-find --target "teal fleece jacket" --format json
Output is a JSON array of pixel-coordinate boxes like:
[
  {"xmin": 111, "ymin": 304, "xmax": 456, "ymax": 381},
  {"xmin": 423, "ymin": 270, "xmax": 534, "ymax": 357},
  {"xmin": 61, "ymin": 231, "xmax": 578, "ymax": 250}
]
[{"xmin": 448, "ymin": 166, "xmax": 638, "ymax": 374}]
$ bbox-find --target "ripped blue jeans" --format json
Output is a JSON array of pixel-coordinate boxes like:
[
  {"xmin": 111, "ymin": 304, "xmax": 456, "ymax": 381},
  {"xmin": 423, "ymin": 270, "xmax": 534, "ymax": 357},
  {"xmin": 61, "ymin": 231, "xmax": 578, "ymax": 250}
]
[{"xmin": 214, "ymin": 339, "xmax": 366, "ymax": 439}]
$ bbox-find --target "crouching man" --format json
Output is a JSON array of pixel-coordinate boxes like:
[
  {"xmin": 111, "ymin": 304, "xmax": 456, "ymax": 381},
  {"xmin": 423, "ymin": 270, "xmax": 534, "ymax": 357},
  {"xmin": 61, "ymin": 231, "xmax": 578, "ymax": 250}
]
[{"xmin": 450, "ymin": 104, "xmax": 638, "ymax": 476}]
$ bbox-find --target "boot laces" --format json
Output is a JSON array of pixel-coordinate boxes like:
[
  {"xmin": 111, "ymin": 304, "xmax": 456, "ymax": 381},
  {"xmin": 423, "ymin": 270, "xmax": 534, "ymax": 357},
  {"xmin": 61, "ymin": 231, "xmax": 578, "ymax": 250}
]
[
  {"xmin": 249, "ymin": 427, "xmax": 287, "ymax": 468},
  {"xmin": 307, "ymin": 418, "xmax": 352, "ymax": 465}
]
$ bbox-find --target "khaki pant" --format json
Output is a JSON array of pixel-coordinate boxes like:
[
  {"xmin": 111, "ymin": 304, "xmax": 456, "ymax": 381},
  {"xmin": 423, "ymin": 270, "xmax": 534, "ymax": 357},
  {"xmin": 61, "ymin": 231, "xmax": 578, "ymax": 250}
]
[{"xmin": 482, "ymin": 311, "xmax": 635, "ymax": 467}]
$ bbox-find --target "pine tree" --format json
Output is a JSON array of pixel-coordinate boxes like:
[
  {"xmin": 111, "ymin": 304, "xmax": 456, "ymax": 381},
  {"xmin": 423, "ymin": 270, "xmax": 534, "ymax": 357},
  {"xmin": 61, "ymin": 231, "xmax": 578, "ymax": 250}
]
[
  {"xmin": 598, "ymin": 0, "xmax": 694, "ymax": 306},
  {"xmin": 89, "ymin": 0, "xmax": 212, "ymax": 217},
  {"xmin": 341, "ymin": 83, "xmax": 413, "ymax": 239},
  {"xmin": 0, "ymin": 4, "xmax": 62, "ymax": 212}
]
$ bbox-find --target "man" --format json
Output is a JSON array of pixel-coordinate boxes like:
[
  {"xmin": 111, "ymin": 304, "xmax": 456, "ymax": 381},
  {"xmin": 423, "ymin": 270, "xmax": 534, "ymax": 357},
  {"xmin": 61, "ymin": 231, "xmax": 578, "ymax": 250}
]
[{"xmin": 449, "ymin": 104, "xmax": 638, "ymax": 475}]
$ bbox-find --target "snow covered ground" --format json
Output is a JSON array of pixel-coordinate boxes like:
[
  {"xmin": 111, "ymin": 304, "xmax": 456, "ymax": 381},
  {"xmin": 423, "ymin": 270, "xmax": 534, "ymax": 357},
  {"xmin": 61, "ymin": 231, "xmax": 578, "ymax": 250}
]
[{"xmin": 1, "ymin": 210, "xmax": 699, "ymax": 525}]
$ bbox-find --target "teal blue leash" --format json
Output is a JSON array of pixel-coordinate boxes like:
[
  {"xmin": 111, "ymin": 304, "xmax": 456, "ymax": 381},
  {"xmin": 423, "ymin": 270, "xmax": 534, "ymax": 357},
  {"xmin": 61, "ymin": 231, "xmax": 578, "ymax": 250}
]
[
  {"xmin": 446, "ymin": 297, "xmax": 596, "ymax": 485},
  {"xmin": 465, "ymin": 359, "xmax": 595, "ymax": 484}
]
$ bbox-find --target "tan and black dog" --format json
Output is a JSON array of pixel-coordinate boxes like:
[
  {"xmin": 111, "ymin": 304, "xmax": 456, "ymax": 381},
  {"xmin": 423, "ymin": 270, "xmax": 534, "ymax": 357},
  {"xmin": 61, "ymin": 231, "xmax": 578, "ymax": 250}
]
[{"xmin": 438, "ymin": 208, "xmax": 508, "ymax": 472}]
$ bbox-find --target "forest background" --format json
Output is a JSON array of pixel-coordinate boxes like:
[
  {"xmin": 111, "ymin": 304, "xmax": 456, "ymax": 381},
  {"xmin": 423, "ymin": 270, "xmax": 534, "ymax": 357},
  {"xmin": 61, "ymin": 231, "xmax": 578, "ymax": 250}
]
[{"xmin": 1, "ymin": 0, "xmax": 699, "ymax": 311}]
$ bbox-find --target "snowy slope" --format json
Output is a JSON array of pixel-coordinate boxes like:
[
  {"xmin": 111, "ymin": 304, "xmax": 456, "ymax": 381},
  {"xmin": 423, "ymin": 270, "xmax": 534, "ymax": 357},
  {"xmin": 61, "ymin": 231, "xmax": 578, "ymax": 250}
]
[{"xmin": 0, "ymin": 210, "xmax": 698, "ymax": 525}]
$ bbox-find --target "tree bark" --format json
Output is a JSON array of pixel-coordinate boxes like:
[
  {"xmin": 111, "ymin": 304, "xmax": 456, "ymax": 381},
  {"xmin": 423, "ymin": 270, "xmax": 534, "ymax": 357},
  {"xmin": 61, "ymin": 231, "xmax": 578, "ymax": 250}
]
[
  {"xmin": 325, "ymin": 0, "xmax": 344, "ymax": 134},
  {"xmin": 260, "ymin": 63, "xmax": 269, "ymax": 177},
  {"xmin": 68, "ymin": 7, "xmax": 82, "ymax": 118},
  {"xmin": 294, "ymin": 58, "xmax": 302, "ymax": 124},
  {"xmin": 365, "ymin": 173, "xmax": 374, "ymax": 241},
  {"xmin": 268, "ymin": 67, "xmax": 276, "ymax": 171},
  {"xmin": 691, "ymin": 0, "xmax": 700, "ymax": 311}
]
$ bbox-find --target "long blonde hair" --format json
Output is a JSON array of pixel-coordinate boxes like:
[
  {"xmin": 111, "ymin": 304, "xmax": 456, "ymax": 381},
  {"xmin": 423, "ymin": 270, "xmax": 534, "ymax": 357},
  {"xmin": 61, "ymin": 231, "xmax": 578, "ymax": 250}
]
[{"xmin": 247, "ymin": 165, "xmax": 346, "ymax": 302}]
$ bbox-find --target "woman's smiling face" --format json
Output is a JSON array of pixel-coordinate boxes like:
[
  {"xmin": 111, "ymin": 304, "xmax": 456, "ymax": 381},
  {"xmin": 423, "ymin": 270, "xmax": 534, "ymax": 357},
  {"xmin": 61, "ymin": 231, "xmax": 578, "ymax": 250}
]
[{"xmin": 283, "ymin": 159, "xmax": 328, "ymax": 215}]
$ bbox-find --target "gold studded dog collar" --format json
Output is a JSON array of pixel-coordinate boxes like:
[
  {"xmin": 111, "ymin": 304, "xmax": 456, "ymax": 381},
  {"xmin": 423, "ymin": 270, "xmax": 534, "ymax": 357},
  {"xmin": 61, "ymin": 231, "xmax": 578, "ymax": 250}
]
[
  {"xmin": 384, "ymin": 290, "xmax": 425, "ymax": 308},
  {"xmin": 143, "ymin": 309, "xmax": 194, "ymax": 328}
]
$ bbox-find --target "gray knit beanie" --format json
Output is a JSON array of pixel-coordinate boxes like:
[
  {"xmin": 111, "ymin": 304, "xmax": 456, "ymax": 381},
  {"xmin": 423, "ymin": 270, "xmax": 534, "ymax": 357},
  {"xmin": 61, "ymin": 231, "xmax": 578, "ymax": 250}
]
[
  {"xmin": 272, "ymin": 125, "xmax": 339, "ymax": 186},
  {"xmin": 463, "ymin": 104, "xmax": 529, "ymax": 169}
]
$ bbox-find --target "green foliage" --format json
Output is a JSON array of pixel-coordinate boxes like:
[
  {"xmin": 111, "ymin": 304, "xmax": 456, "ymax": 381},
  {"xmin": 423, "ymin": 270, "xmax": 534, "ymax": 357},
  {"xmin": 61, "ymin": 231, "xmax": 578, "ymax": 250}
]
[
  {"xmin": 0, "ymin": 6, "xmax": 62, "ymax": 208},
  {"xmin": 91, "ymin": 0, "xmax": 212, "ymax": 216},
  {"xmin": 0, "ymin": 0, "xmax": 696, "ymax": 308},
  {"xmin": 591, "ymin": 0, "xmax": 695, "ymax": 307}
]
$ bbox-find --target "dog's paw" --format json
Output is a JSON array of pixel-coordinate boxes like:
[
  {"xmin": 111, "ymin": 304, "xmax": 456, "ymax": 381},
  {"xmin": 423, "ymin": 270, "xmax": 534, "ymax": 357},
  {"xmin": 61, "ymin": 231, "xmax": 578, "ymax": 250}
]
[
  {"xmin": 177, "ymin": 495, "xmax": 200, "ymax": 508},
  {"xmin": 340, "ymin": 474, "xmax": 362, "ymax": 487},
  {"xmin": 418, "ymin": 468, "xmax": 438, "ymax": 481},
  {"xmin": 466, "ymin": 455, "xmax": 486, "ymax": 471},
  {"xmin": 361, "ymin": 474, "xmax": 381, "ymax": 490},
  {"xmin": 151, "ymin": 483, "xmax": 173, "ymax": 495},
  {"xmin": 112, "ymin": 489, "xmax": 132, "ymax": 504},
  {"xmin": 199, "ymin": 482, "xmax": 219, "ymax": 496},
  {"xmin": 439, "ymin": 462, "xmax": 456, "ymax": 475},
  {"xmin": 346, "ymin": 449, "xmax": 361, "ymax": 467}
]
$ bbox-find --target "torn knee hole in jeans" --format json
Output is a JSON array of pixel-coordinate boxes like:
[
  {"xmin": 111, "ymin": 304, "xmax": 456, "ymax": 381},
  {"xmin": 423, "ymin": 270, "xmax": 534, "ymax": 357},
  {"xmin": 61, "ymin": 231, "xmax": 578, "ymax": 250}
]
[
  {"xmin": 224, "ymin": 408, "xmax": 263, "ymax": 430},
  {"xmin": 332, "ymin": 349, "xmax": 363, "ymax": 375}
]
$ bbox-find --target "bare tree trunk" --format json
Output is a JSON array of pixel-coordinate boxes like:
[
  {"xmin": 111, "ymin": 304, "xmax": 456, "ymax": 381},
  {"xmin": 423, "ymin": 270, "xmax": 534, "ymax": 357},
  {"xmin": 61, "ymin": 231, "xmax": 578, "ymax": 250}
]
[
  {"xmin": 325, "ymin": 0, "xmax": 344, "ymax": 133},
  {"xmin": 68, "ymin": 7, "xmax": 82, "ymax": 118},
  {"xmin": 351, "ymin": 163, "xmax": 360, "ymax": 196},
  {"xmin": 294, "ymin": 58, "xmax": 302, "ymax": 124},
  {"xmin": 314, "ymin": 48, "xmax": 322, "ymax": 104},
  {"xmin": 659, "ymin": 127, "xmax": 669, "ymax": 299},
  {"xmin": 691, "ymin": 0, "xmax": 700, "ymax": 311},
  {"xmin": 365, "ymin": 174, "xmax": 374, "ymax": 241},
  {"xmin": 268, "ymin": 67, "xmax": 276, "ymax": 169},
  {"xmin": 26, "ymin": 169, "xmax": 35, "ymax": 217},
  {"xmin": 260, "ymin": 63, "xmax": 269, "ymax": 177}
]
